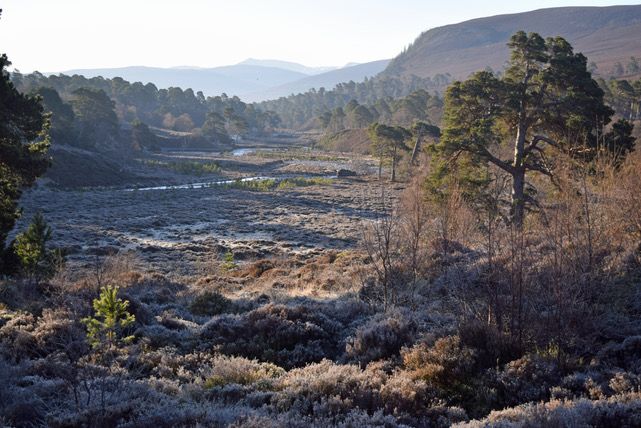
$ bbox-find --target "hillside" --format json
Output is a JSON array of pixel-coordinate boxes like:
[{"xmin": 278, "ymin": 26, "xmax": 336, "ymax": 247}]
[
  {"xmin": 383, "ymin": 5, "xmax": 641, "ymax": 80},
  {"xmin": 245, "ymin": 59, "xmax": 391, "ymax": 102}
]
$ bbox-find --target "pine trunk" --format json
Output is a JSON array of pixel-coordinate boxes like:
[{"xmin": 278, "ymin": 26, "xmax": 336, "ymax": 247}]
[
  {"xmin": 390, "ymin": 146, "xmax": 397, "ymax": 182},
  {"xmin": 410, "ymin": 135, "xmax": 421, "ymax": 165},
  {"xmin": 511, "ymin": 117, "xmax": 527, "ymax": 227},
  {"xmin": 511, "ymin": 168, "xmax": 525, "ymax": 227}
]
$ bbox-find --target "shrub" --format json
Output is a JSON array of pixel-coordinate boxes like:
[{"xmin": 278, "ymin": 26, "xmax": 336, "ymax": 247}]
[
  {"xmin": 456, "ymin": 393, "xmax": 641, "ymax": 427},
  {"xmin": 0, "ymin": 309, "xmax": 86, "ymax": 361},
  {"xmin": 609, "ymin": 371, "xmax": 641, "ymax": 395},
  {"xmin": 136, "ymin": 325, "xmax": 190, "ymax": 349},
  {"xmin": 141, "ymin": 159, "xmax": 221, "ymax": 176},
  {"xmin": 230, "ymin": 410, "xmax": 409, "ymax": 428},
  {"xmin": 201, "ymin": 303, "xmax": 346, "ymax": 368},
  {"xmin": 379, "ymin": 371, "xmax": 435, "ymax": 416},
  {"xmin": 402, "ymin": 336, "xmax": 477, "ymax": 387},
  {"xmin": 493, "ymin": 354, "xmax": 561, "ymax": 408},
  {"xmin": 0, "ymin": 359, "xmax": 46, "ymax": 427},
  {"xmin": 277, "ymin": 177, "xmax": 334, "ymax": 189},
  {"xmin": 118, "ymin": 292, "xmax": 154, "ymax": 325},
  {"xmin": 458, "ymin": 322, "xmax": 521, "ymax": 368},
  {"xmin": 190, "ymin": 290, "xmax": 232, "ymax": 316},
  {"xmin": 598, "ymin": 336, "xmax": 641, "ymax": 372},
  {"xmin": 223, "ymin": 177, "xmax": 334, "ymax": 192},
  {"xmin": 203, "ymin": 355, "xmax": 284, "ymax": 388},
  {"xmin": 225, "ymin": 178, "xmax": 277, "ymax": 192},
  {"xmin": 0, "ymin": 311, "xmax": 37, "ymax": 360},
  {"xmin": 31, "ymin": 309, "xmax": 88, "ymax": 360},
  {"xmin": 0, "ymin": 309, "xmax": 88, "ymax": 361},
  {"xmin": 242, "ymin": 260, "xmax": 275, "ymax": 278},
  {"xmin": 268, "ymin": 359, "xmax": 467, "ymax": 426},
  {"xmin": 273, "ymin": 359, "xmax": 385, "ymax": 415},
  {"xmin": 400, "ymin": 335, "xmax": 497, "ymax": 415},
  {"xmin": 346, "ymin": 308, "xmax": 417, "ymax": 365}
]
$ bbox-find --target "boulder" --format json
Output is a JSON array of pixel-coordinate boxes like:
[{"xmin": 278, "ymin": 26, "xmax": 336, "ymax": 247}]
[{"xmin": 336, "ymin": 169, "xmax": 357, "ymax": 177}]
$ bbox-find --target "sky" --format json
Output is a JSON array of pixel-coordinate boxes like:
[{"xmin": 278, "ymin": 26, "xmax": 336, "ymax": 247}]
[{"xmin": 1, "ymin": 0, "xmax": 640, "ymax": 72}]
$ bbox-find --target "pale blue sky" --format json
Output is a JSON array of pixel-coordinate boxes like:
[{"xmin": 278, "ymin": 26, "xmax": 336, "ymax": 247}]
[{"xmin": 1, "ymin": 0, "xmax": 639, "ymax": 72}]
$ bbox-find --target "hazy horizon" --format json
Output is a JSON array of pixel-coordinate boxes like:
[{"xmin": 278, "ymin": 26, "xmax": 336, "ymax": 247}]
[{"xmin": 2, "ymin": 0, "xmax": 640, "ymax": 73}]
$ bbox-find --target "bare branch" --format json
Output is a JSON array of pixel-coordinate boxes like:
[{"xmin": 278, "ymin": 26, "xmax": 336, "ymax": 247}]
[
  {"xmin": 524, "ymin": 134, "xmax": 559, "ymax": 156},
  {"xmin": 525, "ymin": 161, "xmax": 553, "ymax": 178},
  {"xmin": 475, "ymin": 145, "xmax": 515, "ymax": 174}
]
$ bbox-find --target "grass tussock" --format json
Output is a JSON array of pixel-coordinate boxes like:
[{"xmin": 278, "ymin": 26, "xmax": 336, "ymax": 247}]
[
  {"xmin": 140, "ymin": 159, "xmax": 222, "ymax": 176},
  {"xmin": 223, "ymin": 176, "xmax": 334, "ymax": 192}
]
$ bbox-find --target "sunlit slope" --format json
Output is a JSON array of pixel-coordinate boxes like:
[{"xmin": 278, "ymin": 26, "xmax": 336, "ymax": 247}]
[{"xmin": 384, "ymin": 5, "xmax": 641, "ymax": 80}]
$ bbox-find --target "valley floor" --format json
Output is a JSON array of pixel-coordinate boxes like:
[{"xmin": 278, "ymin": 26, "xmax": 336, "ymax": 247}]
[
  {"xmin": 18, "ymin": 147, "xmax": 396, "ymax": 277},
  {"xmin": 4, "ymin": 145, "xmax": 641, "ymax": 427}
]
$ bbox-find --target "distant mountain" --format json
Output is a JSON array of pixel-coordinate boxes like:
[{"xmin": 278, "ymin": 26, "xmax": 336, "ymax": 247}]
[
  {"xmin": 383, "ymin": 5, "xmax": 641, "ymax": 81},
  {"xmin": 238, "ymin": 59, "xmax": 337, "ymax": 75},
  {"xmin": 58, "ymin": 59, "xmax": 390, "ymax": 102},
  {"xmin": 245, "ymin": 59, "xmax": 391, "ymax": 102},
  {"xmin": 57, "ymin": 65, "xmax": 309, "ymax": 97}
]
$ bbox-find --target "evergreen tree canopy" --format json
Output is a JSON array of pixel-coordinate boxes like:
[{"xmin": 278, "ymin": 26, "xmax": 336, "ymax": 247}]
[
  {"xmin": 131, "ymin": 120, "xmax": 159, "ymax": 151},
  {"xmin": 71, "ymin": 87, "xmax": 120, "ymax": 149},
  {"xmin": 82, "ymin": 286, "xmax": 135, "ymax": 351},
  {"xmin": 0, "ymin": 13, "xmax": 50, "ymax": 266},
  {"xmin": 368, "ymin": 122, "xmax": 412, "ymax": 182},
  {"xmin": 409, "ymin": 120, "xmax": 440, "ymax": 165},
  {"xmin": 200, "ymin": 111, "xmax": 232, "ymax": 144},
  {"xmin": 13, "ymin": 212, "xmax": 61, "ymax": 283},
  {"xmin": 34, "ymin": 86, "xmax": 76, "ymax": 145}
]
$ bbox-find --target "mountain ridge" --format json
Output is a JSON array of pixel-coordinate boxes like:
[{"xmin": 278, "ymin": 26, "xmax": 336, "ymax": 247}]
[
  {"xmin": 383, "ymin": 4, "xmax": 641, "ymax": 80},
  {"xmin": 54, "ymin": 64, "xmax": 309, "ymax": 97},
  {"xmin": 54, "ymin": 59, "xmax": 390, "ymax": 102},
  {"xmin": 238, "ymin": 58, "xmax": 338, "ymax": 75},
  {"xmin": 243, "ymin": 59, "xmax": 391, "ymax": 102}
]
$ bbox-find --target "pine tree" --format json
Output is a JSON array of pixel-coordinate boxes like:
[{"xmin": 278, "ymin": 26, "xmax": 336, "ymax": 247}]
[
  {"xmin": 368, "ymin": 123, "xmax": 412, "ymax": 182},
  {"xmin": 0, "ymin": 10, "xmax": 51, "ymax": 271},
  {"xmin": 13, "ymin": 212, "xmax": 61, "ymax": 283},
  {"xmin": 430, "ymin": 31, "xmax": 634, "ymax": 226},
  {"xmin": 82, "ymin": 286, "xmax": 136, "ymax": 351}
]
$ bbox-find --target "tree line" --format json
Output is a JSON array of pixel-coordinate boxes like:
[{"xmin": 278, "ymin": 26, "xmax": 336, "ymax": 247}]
[
  {"xmin": 318, "ymin": 89, "xmax": 443, "ymax": 132},
  {"xmin": 257, "ymin": 74, "xmax": 451, "ymax": 129},
  {"xmin": 599, "ymin": 76, "xmax": 641, "ymax": 122},
  {"xmin": 607, "ymin": 56, "xmax": 641, "ymax": 78},
  {"xmin": 12, "ymin": 72, "xmax": 282, "ymax": 151}
]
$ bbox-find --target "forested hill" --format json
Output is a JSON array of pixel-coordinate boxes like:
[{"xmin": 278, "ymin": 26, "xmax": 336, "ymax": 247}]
[
  {"xmin": 383, "ymin": 5, "xmax": 641, "ymax": 80},
  {"xmin": 257, "ymin": 5, "xmax": 641, "ymax": 130}
]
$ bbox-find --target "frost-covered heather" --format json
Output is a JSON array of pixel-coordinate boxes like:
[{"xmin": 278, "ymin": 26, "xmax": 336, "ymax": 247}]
[
  {"xmin": 4, "ymin": 152, "xmax": 641, "ymax": 426},
  {"xmin": 456, "ymin": 393, "xmax": 641, "ymax": 427}
]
